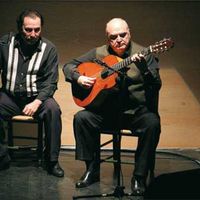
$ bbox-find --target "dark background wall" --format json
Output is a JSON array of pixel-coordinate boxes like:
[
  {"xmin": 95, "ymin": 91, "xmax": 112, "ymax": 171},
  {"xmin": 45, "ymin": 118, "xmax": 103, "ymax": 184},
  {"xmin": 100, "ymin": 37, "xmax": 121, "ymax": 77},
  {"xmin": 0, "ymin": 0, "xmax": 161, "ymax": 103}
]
[{"xmin": 0, "ymin": 1, "xmax": 200, "ymax": 147}]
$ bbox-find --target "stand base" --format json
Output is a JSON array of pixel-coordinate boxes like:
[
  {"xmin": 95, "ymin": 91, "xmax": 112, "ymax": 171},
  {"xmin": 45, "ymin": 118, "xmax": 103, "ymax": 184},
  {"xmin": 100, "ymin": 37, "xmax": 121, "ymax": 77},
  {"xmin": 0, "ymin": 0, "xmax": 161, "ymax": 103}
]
[{"xmin": 73, "ymin": 186, "xmax": 144, "ymax": 199}]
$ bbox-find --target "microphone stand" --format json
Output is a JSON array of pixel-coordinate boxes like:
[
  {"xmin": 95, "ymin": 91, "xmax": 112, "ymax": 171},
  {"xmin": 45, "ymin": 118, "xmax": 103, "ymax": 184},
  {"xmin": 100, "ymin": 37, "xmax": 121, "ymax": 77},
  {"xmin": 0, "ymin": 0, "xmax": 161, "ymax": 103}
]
[{"xmin": 73, "ymin": 59, "xmax": 142, "ymax": 199}]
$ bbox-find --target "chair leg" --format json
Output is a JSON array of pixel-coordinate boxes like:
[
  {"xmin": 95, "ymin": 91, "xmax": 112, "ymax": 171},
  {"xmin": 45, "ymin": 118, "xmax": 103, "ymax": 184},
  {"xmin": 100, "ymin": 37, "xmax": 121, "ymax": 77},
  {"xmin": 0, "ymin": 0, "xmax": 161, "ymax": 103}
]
[
  {"xmin": 37, "ymin": 121, "xmax": 43, "ymax": 167},
  {"xmin": 7, "ymin": 120, "xmax": 14, "ymax": 158}
]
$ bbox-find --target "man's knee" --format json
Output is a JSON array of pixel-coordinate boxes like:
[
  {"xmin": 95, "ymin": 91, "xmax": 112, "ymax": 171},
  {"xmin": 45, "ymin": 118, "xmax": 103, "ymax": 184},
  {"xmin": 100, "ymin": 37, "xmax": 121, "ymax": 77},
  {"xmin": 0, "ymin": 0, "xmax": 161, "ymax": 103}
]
[
  {"xmin": 73, "ymin": 110, "xmax": 96, "ymax": 127},
  {"xmin": 42, "ymin": 98, "xmax": 61, "ymax": 116},
  {"xmin": 74, "ymin": 111, "xmax": 88, "ymax": 123}
]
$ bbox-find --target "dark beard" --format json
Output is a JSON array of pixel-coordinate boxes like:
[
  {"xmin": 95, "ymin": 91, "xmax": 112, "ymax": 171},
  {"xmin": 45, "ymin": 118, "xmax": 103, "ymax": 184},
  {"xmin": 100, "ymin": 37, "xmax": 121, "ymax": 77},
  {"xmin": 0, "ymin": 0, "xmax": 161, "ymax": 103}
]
[
  {"xmin": 19, "ymin": 35, "xmax": 40, "ymax": 57},
  {"xmin": 20, "ymin": 31, "xmax": 40, "ymax": 46},
  {"xmin": 26, "ymin": 37, "xmax": 39, "ymax": 45}
]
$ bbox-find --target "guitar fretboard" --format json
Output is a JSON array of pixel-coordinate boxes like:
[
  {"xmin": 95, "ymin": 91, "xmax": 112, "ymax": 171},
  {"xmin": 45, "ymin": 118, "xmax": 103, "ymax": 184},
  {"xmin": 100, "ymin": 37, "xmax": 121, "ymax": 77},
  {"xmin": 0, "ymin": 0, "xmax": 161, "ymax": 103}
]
[{"xmin": 102, "ymin": 46, "xmax": 151, "ymax": 77}]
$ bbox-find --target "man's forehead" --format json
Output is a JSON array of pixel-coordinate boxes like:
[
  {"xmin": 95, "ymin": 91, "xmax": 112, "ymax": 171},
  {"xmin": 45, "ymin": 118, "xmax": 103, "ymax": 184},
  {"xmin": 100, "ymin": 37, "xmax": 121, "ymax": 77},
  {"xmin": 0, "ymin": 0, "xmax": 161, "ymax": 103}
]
[
  {"xmin": 107, "ymin": 19, "xmax": 128, "ymax": 33},
  {"xmin": 23, "ymin": 16, "xmax": 41, "ymax": 26}
]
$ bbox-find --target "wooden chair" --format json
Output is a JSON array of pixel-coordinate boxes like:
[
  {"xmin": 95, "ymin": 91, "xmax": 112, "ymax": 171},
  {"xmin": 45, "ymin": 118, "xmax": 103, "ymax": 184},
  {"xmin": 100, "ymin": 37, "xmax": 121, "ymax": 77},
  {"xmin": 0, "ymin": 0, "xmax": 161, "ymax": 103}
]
[{"xmin": 6, "ymin": 115, "xmax": 44, "ymax": 166}]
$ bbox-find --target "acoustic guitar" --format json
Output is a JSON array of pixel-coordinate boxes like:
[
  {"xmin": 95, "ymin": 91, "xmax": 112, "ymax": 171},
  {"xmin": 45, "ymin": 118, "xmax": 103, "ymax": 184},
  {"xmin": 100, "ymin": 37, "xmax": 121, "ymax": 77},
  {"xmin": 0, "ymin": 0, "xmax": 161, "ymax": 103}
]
[{"xmin": 72, "ymin": 38, "xmax": 174, "ymax": 108}]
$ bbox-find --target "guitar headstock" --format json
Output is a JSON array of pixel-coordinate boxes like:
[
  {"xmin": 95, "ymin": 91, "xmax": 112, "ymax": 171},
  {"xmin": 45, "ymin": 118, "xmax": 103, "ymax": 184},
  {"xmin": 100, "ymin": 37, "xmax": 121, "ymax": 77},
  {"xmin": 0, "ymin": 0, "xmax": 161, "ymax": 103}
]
[{"xmin": 150, "ymin": 38, "xmax": 174, "ymax": 54}]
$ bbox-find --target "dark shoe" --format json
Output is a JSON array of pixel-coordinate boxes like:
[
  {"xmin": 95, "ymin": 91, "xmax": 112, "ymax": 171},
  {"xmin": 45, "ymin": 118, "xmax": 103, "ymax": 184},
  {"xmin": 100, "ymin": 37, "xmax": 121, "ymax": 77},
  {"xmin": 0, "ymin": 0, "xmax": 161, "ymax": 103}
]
[
  {"xmin": 48, "ymin": 162, "xmax": 64, "ymax": 177},
  {"xmin": 76, "ymin": 169, "xmax": 100, "ymax": 188},
  {"xmin": 131, "ymin": 176, "xmax": 146, "ymax": 195}
]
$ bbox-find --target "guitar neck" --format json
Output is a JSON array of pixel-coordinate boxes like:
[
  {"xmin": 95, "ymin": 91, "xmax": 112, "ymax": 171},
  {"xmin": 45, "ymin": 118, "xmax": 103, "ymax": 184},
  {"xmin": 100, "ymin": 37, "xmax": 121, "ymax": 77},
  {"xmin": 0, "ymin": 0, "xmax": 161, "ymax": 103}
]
[{"xmin": 112, "ymin": 46, "xmax": 151, "ymax": 72}]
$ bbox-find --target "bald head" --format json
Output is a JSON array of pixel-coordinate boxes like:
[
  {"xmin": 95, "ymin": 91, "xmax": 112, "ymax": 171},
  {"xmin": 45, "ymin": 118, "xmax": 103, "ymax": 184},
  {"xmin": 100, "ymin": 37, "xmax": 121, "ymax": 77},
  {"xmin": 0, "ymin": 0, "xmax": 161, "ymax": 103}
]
[
  {"xmin": 106, "ymin": 18, "xmax": 130, "ymax": 36},
  {"xmin": 105, "ymin": 18, "xmax": 131, "ymax": 56}
]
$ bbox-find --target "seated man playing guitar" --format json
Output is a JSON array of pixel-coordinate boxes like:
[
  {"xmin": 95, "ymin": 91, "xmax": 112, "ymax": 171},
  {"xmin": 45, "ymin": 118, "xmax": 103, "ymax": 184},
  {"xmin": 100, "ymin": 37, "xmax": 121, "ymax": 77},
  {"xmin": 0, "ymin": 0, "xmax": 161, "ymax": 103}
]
[{"xmin": 63, "ymin": 18, "xmax": 167, "ymax": 194}]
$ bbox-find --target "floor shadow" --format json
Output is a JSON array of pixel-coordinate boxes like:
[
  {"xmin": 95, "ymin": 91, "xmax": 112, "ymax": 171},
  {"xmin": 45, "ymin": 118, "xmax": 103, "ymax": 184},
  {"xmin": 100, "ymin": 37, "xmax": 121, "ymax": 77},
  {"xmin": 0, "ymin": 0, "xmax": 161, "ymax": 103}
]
[{"xmin": 145, "ymin": 168, "xmax": 200, "ymax": 199}]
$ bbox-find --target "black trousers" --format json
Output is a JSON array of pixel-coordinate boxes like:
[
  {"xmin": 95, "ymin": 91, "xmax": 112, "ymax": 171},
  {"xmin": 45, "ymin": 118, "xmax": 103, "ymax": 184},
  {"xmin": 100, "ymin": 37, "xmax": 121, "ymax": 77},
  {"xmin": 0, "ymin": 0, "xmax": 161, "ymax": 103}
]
[
  {"xmin": 0, "ymin": 91, "xmax": 62, "ymax": 162},
  {"xmin": 73, "ymin": 108, "xmax": 161, "ymax": 177}
]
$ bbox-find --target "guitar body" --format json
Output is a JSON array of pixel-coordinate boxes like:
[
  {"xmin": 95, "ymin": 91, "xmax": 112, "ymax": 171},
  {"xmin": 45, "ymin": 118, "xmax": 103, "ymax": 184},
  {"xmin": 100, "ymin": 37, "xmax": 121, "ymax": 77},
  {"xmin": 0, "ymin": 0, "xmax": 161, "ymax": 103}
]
[{"xmin": 72, "ymin": 55, "xmax": 121, "ymax": 108}]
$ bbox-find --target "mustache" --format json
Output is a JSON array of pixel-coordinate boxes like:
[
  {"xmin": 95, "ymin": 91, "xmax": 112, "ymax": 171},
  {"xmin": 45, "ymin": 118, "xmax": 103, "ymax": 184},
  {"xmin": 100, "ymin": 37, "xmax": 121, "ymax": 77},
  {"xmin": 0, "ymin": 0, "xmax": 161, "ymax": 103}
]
[{"xmin": 25, "ymin": 36, "xmax": 40, "ymax": 45}]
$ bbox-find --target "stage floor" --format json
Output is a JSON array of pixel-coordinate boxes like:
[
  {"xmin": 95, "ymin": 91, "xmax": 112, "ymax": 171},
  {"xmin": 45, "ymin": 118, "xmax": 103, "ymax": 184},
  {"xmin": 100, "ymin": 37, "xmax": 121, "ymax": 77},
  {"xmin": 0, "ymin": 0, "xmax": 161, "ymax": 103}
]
[{"xmin": 0, "ymin": 148, "xmax": 200, "ymax": 200}]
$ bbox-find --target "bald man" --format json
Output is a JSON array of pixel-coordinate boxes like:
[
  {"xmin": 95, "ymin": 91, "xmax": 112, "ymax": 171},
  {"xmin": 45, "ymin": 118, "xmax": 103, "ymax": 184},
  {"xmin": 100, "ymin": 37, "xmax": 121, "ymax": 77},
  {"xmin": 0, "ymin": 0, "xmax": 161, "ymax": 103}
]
[{"xmin": 63, "ymin": 18, "xmax": 162, "ymax": 194}]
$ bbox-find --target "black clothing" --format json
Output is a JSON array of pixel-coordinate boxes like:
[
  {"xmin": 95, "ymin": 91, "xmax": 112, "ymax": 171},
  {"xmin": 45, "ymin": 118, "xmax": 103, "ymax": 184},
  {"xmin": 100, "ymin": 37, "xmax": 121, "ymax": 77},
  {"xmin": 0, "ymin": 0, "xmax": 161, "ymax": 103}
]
[
  {"xmin": 63, "ymin": 41, "xmax": 162, "ymax": 177},
  {"xmin": 0, "ymin": 32, "xmax": 62, "ymax": 162},
  {"xmin": 0, "ymin": 32, "xmax": 58, "ymax": 101}
]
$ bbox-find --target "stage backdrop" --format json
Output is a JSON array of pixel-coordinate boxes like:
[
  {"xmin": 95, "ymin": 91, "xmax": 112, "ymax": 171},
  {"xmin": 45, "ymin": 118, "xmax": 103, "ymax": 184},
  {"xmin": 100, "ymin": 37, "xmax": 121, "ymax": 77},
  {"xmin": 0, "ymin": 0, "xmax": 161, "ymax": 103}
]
[{"xmin": 0, "ymin": 1, "xmax": 200, "ymax": 148}]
